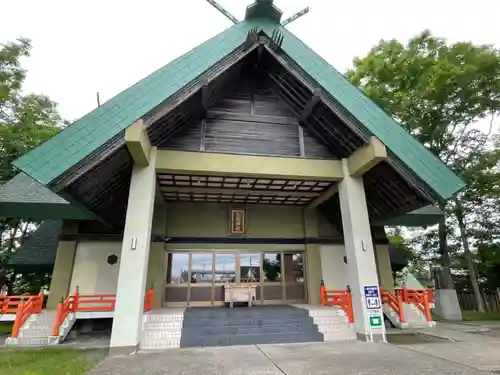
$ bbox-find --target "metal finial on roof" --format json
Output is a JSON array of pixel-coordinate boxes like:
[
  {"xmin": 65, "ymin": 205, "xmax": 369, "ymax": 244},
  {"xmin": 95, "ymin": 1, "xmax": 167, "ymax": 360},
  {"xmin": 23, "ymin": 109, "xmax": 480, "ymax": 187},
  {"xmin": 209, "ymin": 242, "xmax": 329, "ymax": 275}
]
[
  {"xmin": 281, "ymin": 6, "xmax": 310, "ymax": 27},
  {"xmin": 205, "ymin": 0, "xmax": 239, "ymax": 24},
  {"xmin": 245, "ymin": 0, "xmax": 283, "ymax": 23}
]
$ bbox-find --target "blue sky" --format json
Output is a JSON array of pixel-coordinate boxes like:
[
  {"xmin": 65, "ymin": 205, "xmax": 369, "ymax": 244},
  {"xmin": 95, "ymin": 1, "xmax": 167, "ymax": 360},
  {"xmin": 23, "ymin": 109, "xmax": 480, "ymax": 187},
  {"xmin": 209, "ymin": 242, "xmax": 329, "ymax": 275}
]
[{"xmin": 2, "ymin": 0, "xmax": 499, "ymax": 125}]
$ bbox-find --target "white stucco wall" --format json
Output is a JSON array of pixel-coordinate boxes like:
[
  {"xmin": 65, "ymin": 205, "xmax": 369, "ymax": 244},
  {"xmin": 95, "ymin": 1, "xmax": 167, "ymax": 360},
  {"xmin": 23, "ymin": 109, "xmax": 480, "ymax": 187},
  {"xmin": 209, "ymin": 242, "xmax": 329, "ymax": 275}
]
[
  {"xmin": 319, "ymin": 245, "xmax": 348, "ymax": 290},
  {"xmin": 70, "ymin": 242, "xmax": 122, "ymax": 295}
]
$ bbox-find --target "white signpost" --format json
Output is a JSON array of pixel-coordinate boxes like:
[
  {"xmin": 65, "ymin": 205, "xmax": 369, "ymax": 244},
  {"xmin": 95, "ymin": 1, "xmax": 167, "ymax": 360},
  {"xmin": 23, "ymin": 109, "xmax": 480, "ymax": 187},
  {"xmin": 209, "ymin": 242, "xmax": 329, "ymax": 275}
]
[{"xmin": 363, "ymin": 285, "xmax": 386, "ymax": 343}]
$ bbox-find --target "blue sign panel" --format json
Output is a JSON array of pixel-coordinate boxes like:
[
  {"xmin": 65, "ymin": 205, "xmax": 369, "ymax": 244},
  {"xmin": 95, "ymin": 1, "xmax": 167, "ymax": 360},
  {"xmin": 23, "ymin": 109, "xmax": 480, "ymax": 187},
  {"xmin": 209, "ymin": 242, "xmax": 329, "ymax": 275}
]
[{"xmin": 363, "ymin": 285, "xmax": 381, "ymax": 310}]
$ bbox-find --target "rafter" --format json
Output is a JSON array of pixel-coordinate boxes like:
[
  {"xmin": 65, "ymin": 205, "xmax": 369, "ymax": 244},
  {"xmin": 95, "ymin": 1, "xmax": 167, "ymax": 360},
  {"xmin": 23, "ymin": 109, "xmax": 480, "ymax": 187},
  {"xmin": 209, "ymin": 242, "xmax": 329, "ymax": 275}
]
[{"xmin": 300, "ymin": 88, "xmax": 321, "ymax": 122}]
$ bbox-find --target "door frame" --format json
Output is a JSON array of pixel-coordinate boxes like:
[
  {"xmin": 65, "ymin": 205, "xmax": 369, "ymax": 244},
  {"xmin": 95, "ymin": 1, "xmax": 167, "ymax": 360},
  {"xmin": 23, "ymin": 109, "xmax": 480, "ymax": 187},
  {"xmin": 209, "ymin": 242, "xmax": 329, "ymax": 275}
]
[{"xmin": 163, "ymin": 249, "xmax": 308, "ymax": 307}]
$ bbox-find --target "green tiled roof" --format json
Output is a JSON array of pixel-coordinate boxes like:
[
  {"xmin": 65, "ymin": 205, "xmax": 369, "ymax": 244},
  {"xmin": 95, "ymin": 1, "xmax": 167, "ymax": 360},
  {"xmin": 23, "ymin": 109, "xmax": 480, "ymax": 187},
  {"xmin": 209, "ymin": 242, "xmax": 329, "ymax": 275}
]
[
  {"xmin": 264, "ymin": 23, "xmax": 464, "ymax": 200},
  {"xmin": 379, "ymin": 205, "xmax": 444, "ymax": 227},
  {"xmin": 0, "ymin": 173, "xmax": 67, "ymax": 204},
  {"xmin": 0, "ymin": 173, "xmax": 90, "ymax": 219},
  {"xmin": 8, "ymin": 219, "xmax": 61, "ymax": 270},
  {"xmin": 13, "ymin": 2, "xmax": 464, "ymax": 201},
  {"xmin": 13, "ymin": 22, "xmax": 255, "ymax": 186}
]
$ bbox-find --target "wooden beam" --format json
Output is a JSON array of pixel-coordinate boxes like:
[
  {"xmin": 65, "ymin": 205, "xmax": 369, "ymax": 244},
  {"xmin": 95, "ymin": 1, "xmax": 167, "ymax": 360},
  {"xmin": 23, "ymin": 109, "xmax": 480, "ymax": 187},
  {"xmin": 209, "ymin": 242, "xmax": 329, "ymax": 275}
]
[
  {"xmin": 125, "ymin": 119, "xmax": 152, "ymax": 166},
  {"xmin": 159, "ymin": 185, "xmax": 320, "ymax": 198},
  {"xmin": 307, "ymin": 184, "xmax": 338, "ymax": 209},
  {"xmin": 347, "ymin": 136, "xmax": 387, "ymax": 177},
  {"xmin": 301, "ymin": 89, "xmax": 321, "ymax": 122},
  {"xmin": 156, "ymin": 150, "xmax": 343, "ymax": 181},
  {"xmin": 201, "ymin": 78, "xmax": 210, "ymax": 110},
  {"xmin": 144, "ymin": 44, "xmax": 260, "ymax": 127}
]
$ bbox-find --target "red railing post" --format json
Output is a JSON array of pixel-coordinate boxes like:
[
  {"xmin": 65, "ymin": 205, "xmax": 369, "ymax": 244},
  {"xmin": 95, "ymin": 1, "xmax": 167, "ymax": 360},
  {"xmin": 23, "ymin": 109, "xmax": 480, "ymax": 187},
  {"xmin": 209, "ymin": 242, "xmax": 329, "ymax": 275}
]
[
  {"xmin": 37, "ymin": 292, "xmax": 44, "ymax": 313},
  {"xmin": 400, "ymin": 287, "xmax": 406, "ymax": 303},
  {"xmin": 320, "ymin": 280, "xmax": 326, "ymax": 305},
  {"xmin": 345, "ymin": 291, "xmax": 354, "ymax": 323},
  {"xmin": 423, "ymin": 290, "xmax": 432, "ymax": 321},
  {"xmin": 397, "ymin": 293, "xmax": 405, "ymax": 323},
  {"xmin": 72, "ymin": 286, "xmax": 80, "ymax": 312},
  {"xmin": 11, "ymin": 301, "xmax": 24, "ymax": 338},
  {"xmin": 52, "ymin": 303, "xmax": 63, "ymax": 336}
]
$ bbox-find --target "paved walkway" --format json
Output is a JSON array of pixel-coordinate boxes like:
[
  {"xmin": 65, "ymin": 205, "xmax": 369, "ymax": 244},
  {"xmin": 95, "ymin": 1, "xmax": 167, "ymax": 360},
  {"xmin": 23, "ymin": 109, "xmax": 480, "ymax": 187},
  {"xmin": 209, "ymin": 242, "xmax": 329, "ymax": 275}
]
[
  {"xmin": 407, "ymin": 322, "xmax": 500, "ymax": 372},
  {"xmin": 88, "ymin": 341, "xmax": 496, "ymax": 375}
]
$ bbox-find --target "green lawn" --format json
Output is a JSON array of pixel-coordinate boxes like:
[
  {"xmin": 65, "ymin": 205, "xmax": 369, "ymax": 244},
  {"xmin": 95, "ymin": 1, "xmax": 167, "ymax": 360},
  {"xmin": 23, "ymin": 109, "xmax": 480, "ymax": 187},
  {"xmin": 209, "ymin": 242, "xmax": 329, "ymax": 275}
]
[
  {"xmin": 0, "ymin": 322, "xmax": 13, "ymax": 334},
  {"xmin": 462, "ymin": 310, "xmax": 500, "ymax": 321},
  {"xmin": 0, "ymin": 349, "xmax": 103, "ymax": 375}
]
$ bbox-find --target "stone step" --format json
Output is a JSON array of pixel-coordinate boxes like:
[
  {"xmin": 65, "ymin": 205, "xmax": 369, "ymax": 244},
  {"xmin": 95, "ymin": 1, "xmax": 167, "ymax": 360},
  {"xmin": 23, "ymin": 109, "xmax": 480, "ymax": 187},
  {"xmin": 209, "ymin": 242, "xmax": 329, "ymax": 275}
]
[
  {"xmin": 5, "ymin": 337, "xmax": 50, "ymax": 346},
  {"xmin": 142, "ymin": 330, "xmax": 183, "ymax": 339},
  {"xmin": 307, "ymin": 310, "xmax": 347, "ymax": 317},
  {"xmin": 180, "ymin": 323, "xmax": 320, "ymax": 336},
  {"xmin": 180, "ymin": 331, "xmax": 324, "ymax": 348},
  {"xmin": 323, "ymin": 331, "xmax": 356, "ymax": 341},
  {"xmin": 144, "ymin": 315, "xmax": 184, "ymax": 322},
  {"xmin": 316, "ymin": 324, "xmax": 354, "ymax": 333},
  {"xmin": 312, "ymin": 317, "xmax": 349, "ymax": 323},
  {"xmin": 182, "ymin": 310, "xmax": 310, "ymax": 320},
  {"xmin": 143, "ymin": 321, "xmax": 184, "ymax": 330},
  {"xmin": 19, "ymin": 330, "xmax": 51, "ymax": 338},
  {"xmin": 139, "ymin": 338, "xmax": 181, "ymax": 350},
  {"xmin": 182, "ymin": 316, "xmax": 316, "ymax": 328}
]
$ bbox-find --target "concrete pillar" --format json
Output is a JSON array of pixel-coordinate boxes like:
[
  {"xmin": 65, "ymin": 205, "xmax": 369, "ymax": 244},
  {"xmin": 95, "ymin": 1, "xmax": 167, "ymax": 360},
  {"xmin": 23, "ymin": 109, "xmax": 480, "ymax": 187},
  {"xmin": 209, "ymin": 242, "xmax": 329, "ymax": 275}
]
[
  {"xmin": 375, "ymin": 245, "xmax": 395, "ymax": 292},
  {"xmin": 303, "ymin": 209, "xmax": 322, "ymax": 304},
  {"xmin": 148, "ymin": 202, "xmax": 167, "ymax": 308},
  {"xmin": 147, "ymin": 242, "xmax": 165, "ymax": 309},
  {"xmin": 338, "ymin": 159, "xmax": 386, "ymax": 342},
  {"xmin": 46, "ymin": 220, "xmax": 79, "ymax": 310},
  {"xmin": 110, "ymin": 147, "xmax": 157, "ymax": 355},
  {"xmin": 46, "ymin": 241, "xmax": 77, "ymax": 309}
]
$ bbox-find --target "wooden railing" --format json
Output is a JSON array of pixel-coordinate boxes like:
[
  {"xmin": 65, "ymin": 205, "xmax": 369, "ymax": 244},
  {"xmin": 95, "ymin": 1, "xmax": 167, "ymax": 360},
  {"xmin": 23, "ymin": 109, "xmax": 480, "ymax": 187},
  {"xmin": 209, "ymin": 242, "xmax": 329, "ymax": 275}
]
[
  {"xmin": 380, "ymin": 289, "xmax": 405, "ymax": 323},
  {"xmin": 144, "ymin": 288, "xmax": 154, "ymax": 312},
  {"xmin": 75, "ymin": 293, "xmax": 116, "ymax": 312},
  {"xmin": 320, "ymin": 285, "xmax": 354, "ymax": 323},
  {"xmin": 1, "ymin": 293, "xmax": 43, "ymax": 315},
  {"xmin": 52, "ymin": 294, "xmax": 74, "ymax": 336},
  {"xmin": 51, "ymin": 288, "xmax": 154, "ymax": 338},
  {"xmin": 320, "ymin": 284, "xmax": 435, "ymax": 324},
  {"xmin": 395, "ymin": 288, "xmax": 433, "ymax": 321},
  {"xmin": 11, "ymin": 293, "xmax": 44, "ymax": 338}
]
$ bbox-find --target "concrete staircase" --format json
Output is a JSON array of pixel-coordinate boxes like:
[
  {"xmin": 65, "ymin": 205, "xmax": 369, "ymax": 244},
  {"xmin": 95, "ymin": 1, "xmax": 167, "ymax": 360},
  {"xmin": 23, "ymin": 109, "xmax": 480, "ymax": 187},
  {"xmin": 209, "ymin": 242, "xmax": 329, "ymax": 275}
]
[
  {"xmin": 139, "ymin": 305, "xmax": 355, "ymax": 351},
  {"xmin": 179, "ymin": 306, "xmax": 324, "ymax": 348},
  {"xmin": 384, "ymin": 303, "xmax": 436, "ymax": 329},
  {"xmin": 4, "ymin": 311, "xmax": 76, "ymax": 347},
  {"xmin": 139, "ymin": 309, "xmax": 184, "ymax": 351},
  {"xmin": 295, "ymin": 305, "xmax": 356, "ymax": 342}
]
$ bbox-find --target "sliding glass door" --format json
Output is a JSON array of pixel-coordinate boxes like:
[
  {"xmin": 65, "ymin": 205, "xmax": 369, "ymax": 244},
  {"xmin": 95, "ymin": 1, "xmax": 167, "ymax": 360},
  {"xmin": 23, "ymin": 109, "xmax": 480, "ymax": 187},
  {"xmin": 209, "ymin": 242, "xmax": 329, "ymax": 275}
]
[{"xmin": 164, "ymin": 250, "xmax": 307, "ymax": 306}]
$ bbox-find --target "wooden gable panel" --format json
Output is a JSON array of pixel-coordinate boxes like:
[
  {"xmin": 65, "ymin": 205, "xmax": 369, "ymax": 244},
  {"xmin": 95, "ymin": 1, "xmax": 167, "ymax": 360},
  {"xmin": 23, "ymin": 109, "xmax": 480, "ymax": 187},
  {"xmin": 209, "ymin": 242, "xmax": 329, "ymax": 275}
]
[
  {"xmin": 161, "ymin": 73, "xmax": 335, "ymax": 159},
  {"xmin": 204, "ymin": 118, "xmax": 300, "ymax": 156}
]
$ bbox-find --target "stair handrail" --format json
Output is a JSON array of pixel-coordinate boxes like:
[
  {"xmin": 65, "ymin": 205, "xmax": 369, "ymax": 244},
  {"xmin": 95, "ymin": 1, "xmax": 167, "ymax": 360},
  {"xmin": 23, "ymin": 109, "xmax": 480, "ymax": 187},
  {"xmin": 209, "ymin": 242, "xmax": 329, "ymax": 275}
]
[
  {"xmin": 52, "ymin": 295, "xmax": 74, "ymax": 336},
  {"xmin": 144, "ymin": 288, "xmax": 154, "ymax": 312},
  {"xmin": 1, "ymin": 292, "xmax": 44, "ymax": 315},
  {"xmin": 380, "ymin": 288, "xmax": 405, "ymax": 323},
  {"xmin": 52, "ymin": 287, "xmax": 80, "ymax": 337},
  {"xmin": 11, "ymin": 292, "xmax": 44, "ymax": 338},
  {"xmin": 320, "ymin": 284, "xmax": 354, "ymax": 323},
  {"xmin": 395, "ymin": 287, "xmax": 433, "ymax": 321}
]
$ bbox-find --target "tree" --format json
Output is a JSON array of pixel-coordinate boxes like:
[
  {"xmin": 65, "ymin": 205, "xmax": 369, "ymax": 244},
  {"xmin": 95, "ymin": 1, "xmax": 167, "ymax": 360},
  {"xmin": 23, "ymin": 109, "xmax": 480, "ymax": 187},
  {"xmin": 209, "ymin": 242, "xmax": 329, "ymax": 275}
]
[
  {"xmin": 0, "ymin": 38, "xmax": 63, "ymax": 294},
  {"xmin": 346, "ymin": 30, "xmax": 500, "ymax": 312}
]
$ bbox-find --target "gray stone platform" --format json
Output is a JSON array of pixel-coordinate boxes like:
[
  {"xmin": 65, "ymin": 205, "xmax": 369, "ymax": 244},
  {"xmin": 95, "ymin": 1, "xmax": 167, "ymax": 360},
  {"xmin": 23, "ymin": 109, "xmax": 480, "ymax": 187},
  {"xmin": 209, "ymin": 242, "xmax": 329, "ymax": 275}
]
[{"xmin": 89, "ymin": 341, "xmax": 495, "ymax": 375}]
